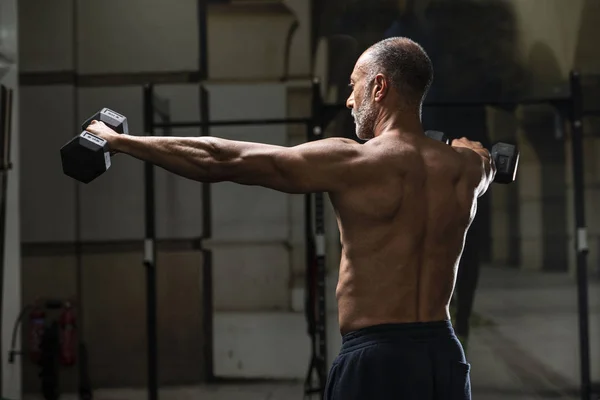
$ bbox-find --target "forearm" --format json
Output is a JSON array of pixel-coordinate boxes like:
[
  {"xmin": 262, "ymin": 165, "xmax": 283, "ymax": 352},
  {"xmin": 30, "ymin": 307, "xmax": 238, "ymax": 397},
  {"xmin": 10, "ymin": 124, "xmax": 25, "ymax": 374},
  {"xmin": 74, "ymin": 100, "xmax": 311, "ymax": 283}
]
[{"xmin": 113, "ymin": 134, "xmax": 234, "ymax": 182}]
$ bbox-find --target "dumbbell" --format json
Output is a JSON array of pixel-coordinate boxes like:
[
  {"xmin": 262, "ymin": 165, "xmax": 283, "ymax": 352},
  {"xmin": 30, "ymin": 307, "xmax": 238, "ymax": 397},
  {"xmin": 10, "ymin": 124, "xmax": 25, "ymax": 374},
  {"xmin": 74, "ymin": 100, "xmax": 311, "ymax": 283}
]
[
  {"xmin": 425, "ymin": 130, "xmax": 519, "ymax": 184},
  {"xmin": 60, "ymin": 108, "xmax": 128, "ymax": 184}
]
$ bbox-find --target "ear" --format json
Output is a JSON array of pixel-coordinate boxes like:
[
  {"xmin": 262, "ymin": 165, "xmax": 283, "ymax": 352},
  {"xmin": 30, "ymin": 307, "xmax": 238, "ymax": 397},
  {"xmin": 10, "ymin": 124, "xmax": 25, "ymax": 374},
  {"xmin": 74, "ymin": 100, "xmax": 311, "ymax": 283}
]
[{"xmin": 372, "ymin": 74, "xmax": 388, "ymax": 103}]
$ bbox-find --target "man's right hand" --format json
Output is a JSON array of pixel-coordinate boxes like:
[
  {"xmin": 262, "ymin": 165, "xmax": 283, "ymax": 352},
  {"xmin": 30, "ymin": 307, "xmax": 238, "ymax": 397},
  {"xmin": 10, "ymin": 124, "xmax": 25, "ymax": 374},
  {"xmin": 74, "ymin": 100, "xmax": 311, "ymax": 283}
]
[
  {"xmin": 450, "ymin": 137, "xmax": 484, "ymax": 151},
  {"xmin": 451, "ymin": 137, "xmax": 491, "ymax": 163}
]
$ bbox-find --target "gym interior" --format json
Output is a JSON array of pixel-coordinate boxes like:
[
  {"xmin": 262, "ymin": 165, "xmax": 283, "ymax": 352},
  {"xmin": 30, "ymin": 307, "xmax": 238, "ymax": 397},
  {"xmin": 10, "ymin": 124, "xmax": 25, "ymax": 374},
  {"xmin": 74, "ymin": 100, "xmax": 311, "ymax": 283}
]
[{"xmin": 0, "ymin": 0, "xmax": 600, "ymax": 399}]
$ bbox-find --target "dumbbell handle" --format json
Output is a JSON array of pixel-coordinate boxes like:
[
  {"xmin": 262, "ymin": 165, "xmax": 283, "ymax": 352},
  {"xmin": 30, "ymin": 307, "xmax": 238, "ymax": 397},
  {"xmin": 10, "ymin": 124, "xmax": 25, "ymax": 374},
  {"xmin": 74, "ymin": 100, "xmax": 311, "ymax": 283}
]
[
  {"xmin": 425, "ymin": 130, "xmax": 451, "ymax": 145},
  {"xmin": 82, "ymin": 107, "xmax": 129, "ymax": 134}
]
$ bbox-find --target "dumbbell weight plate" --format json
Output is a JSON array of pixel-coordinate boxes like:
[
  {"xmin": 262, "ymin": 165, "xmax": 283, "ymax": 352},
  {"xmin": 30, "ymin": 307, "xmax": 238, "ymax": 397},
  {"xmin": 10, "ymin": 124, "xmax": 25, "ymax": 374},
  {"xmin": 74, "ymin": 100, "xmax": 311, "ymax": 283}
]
[
  {"xmin": 491, "ymin": 142, "xmax": 519, "ymax": 184},
  {"xmin": 60, "ymin": 132, "xmax": 111, "ymax": 184}
]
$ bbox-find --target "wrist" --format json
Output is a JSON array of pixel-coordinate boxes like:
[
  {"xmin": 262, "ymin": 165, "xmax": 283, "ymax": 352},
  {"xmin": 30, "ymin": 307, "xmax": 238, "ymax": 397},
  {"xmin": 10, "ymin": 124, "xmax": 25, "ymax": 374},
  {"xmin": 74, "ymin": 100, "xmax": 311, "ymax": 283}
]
[{"xmin": 111, "ymin": 133, "xmax": 133, "ymax": 154}]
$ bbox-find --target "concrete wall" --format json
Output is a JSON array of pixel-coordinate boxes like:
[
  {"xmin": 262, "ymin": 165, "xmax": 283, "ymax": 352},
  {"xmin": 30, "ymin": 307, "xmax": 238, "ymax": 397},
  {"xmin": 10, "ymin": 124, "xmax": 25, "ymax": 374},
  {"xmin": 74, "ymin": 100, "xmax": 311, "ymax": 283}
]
[
  {"xmin": 486, "ymin": 0, "xmax": 600, "ymax": 273},
  {"xmin": 0, "ymin": 0, "xmax": 20, "ymax": 398}
]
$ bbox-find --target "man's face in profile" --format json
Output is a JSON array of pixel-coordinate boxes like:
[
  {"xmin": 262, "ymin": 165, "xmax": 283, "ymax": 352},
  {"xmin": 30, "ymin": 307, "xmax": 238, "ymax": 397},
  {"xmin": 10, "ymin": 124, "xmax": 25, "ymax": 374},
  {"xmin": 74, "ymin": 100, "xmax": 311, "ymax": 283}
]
[{"xmin": 347, "ymin": 57, "xmax": 378, "ymax": 141}]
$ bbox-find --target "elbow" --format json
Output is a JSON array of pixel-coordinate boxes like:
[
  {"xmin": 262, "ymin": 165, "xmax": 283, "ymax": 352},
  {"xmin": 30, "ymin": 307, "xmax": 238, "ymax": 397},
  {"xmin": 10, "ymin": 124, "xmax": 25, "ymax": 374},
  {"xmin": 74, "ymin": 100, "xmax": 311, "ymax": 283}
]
[{"xmin": 199, "ymin": 139, "xmax": 238, "ymax": 182}]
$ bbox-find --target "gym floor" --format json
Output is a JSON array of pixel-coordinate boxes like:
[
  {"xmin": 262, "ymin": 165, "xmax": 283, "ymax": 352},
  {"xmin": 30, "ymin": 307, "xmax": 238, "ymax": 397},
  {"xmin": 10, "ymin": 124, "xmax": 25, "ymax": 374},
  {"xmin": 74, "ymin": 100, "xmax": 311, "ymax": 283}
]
[{"xmin": 23, "ymin": 267, "xmax": 596, "ymax": 400}]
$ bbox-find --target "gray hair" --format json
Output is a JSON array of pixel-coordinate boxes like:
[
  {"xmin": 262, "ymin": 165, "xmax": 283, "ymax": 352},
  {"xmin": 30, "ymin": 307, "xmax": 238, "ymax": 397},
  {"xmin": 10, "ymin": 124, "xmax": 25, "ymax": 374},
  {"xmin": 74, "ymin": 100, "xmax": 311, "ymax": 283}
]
[{"xmin": 362, "ymin": 37, "xmax": 434, "ymax": 109}]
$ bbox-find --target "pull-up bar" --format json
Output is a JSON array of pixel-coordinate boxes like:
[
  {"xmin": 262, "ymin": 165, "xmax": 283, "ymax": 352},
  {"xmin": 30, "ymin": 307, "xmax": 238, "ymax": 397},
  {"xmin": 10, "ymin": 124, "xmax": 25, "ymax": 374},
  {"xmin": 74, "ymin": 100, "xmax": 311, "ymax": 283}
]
[{"xmin": 153, "ymin": 117, "xmax": 312, "ymax": 129}]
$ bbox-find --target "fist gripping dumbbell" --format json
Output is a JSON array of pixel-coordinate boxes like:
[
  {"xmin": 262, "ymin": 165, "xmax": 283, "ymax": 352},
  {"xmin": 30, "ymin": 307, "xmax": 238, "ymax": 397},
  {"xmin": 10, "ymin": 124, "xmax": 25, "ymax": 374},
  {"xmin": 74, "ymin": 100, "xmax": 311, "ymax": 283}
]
[
  {"xmin": 60, "ymin": 108, "xmax": 128, "ymax": 184},
  {"xmin": 425, "ymin": 130, "xmax": 519, "ymax": 184}
]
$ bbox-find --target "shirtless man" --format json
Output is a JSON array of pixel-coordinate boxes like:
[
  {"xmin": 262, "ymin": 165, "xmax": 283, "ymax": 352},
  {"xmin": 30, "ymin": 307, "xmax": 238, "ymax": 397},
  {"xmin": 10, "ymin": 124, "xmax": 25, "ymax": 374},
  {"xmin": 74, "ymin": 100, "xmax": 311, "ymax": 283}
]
[{"xmin": 86, "ymin": 37, "xmax": 494, "ymax": 399}]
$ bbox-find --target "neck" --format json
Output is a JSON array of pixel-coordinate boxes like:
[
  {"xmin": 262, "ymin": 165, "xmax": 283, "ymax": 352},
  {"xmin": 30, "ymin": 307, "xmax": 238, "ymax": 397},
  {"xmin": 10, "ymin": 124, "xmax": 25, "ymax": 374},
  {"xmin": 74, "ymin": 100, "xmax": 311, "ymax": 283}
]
[{"xmin": 373, "ymin": 107, "xmax": 422, "ymax": 137}]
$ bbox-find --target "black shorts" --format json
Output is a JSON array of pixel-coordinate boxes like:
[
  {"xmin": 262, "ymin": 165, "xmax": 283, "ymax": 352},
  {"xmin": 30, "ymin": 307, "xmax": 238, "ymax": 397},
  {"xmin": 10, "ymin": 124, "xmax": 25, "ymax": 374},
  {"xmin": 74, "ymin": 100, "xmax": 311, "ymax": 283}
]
[{"xmin": 325, "ymin": 320, "xmax": 471, "ymax": 400}]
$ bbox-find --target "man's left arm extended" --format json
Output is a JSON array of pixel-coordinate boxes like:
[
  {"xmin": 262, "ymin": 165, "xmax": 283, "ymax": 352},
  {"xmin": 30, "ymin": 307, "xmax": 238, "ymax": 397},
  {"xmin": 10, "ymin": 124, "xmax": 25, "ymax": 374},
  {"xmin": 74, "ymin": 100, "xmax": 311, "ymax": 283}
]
[{"xmin": 93, "ymin": 122, "xmax": 367, "ymax": 194}]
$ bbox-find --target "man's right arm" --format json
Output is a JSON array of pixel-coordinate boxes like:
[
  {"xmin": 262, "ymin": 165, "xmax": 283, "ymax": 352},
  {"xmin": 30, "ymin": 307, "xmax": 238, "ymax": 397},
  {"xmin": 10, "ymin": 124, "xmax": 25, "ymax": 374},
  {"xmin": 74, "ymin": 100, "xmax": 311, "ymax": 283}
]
[{"xmin": 451, "ymin": 138, "xmax": 496, "ymax": 197}]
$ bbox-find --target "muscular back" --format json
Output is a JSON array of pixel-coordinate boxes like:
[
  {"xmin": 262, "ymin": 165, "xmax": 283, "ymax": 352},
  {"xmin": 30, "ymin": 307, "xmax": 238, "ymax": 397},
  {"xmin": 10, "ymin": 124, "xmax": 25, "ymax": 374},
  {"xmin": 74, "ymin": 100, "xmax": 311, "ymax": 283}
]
[{"xmin": 331, "ymin": 133, "xmax": 487, "ymax": 334}]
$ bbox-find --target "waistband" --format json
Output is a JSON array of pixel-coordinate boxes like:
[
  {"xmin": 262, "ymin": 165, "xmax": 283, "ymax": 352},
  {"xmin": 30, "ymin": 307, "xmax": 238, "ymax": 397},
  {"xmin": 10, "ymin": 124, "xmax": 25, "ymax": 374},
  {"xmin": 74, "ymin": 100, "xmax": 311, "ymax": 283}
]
[{"xmin": 340, "ymin": 320, "xmax": 454, "ymax": 354}]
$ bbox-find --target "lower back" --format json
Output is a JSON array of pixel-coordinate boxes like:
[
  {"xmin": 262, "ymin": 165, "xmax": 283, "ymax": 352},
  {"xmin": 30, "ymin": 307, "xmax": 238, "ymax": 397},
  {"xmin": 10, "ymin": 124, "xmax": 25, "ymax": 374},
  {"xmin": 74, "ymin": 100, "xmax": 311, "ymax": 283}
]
[{"xmin": 336, "ymin": 251, "xmax": 455, "ymax": 335}]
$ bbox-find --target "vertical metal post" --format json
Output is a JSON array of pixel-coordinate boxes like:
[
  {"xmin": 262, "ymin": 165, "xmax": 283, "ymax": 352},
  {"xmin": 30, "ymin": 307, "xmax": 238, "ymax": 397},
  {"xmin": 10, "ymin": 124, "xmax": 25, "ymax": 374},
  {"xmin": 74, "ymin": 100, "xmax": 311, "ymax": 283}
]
[
  {"xmin": 310, "ymin": 0, "xmax": 321, "ymax": 71},
  {"xmin": 198, "ymin": 0, "xmax": 208, "ymax": 78},
  {"xmin": 0, "ymin": 85, "xmax": 13, "ymax": 399},
  {"xmin": 314, "ymin": 188, "xmax": 327, "ymax": 398},
  {"xmin": 569, "ymin": 70, "xmax": 591, "ymax": 400},
  {"xmin": 70, "ymin": 1, "xmax": 93, "ymax": 396},
  {"xmin": 200, "ymin": 86, "xmax": 214, "ymax": 383},
  {"xmin": 311, "ymin": 78, "xmax": 327, "ymax": 398},
  {"xmin": 198, "ymin": 0, "xmax": 214, "ymax": 383},
  {"xmin": 304, "ymin": 142, "xmax": 315, "ymax": 338},
  {"xmin": 303, "ymin": 118, "xmax": 319, "ymax": 397},
  {"xmin": 143, "ymin": 84, "xmax": 159, "ymax": 400}
]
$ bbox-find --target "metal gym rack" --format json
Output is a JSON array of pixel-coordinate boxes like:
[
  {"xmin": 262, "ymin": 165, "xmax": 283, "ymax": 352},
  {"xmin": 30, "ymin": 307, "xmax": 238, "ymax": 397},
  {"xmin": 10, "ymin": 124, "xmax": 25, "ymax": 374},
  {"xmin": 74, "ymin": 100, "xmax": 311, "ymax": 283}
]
[
  {"xmin": 0, "ymin": 84, "xmax": 14, "ymax": 400},
  {"xmin": 138, "ymin": 69, "xmax": 598, "ymax": 400},
  {"xmin": 142, "ymin": 77, "xmax": 335, "ymax": 400}
]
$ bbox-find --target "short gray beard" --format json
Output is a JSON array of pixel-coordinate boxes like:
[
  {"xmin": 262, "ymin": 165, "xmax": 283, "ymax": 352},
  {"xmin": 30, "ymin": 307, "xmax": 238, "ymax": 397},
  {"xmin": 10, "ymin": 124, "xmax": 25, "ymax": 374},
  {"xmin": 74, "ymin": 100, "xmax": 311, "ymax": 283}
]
[{"xmin": 352, "ymin": 81, "xmax": 378, "ymax": 140}]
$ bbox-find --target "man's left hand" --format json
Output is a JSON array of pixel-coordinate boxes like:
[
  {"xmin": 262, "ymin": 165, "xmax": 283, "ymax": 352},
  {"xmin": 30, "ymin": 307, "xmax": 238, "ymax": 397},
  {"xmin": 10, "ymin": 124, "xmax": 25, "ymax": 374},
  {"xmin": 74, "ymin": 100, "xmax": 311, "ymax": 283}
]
[{"xmin": 85, "ymin": 120, "xmax": 121, "ymax": 154}]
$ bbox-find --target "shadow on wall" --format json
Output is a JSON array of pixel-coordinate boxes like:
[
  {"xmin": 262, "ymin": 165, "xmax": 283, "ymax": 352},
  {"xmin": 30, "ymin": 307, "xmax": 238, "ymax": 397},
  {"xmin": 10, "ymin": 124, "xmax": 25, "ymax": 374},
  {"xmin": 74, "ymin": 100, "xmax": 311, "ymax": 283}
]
[
  {"xmin": 574, "ymin": 0, "xmax": 600, "ymax": 74},
  {"xmin": 320, "ymin": 0, "xmax": 532, "ymax": 264},
  {"xmin": 573, "ymin": 0, "xmax": 600, "ymax": 139},
  {"xmin": 318, "ymin": 0, "xmax": 577, "ymax": 271},
  {"xmin": 422, "ymin": 0, "xmax": 528, "ymax": 265},
  {"xmin": 318, "ymin": 0, "xmax": 400, "ymax": 50},
  {"xmin": 318, "ymin": 0, "xmax": 529, "ymax": 101},
  {"xmin": 423, "ymin": 0, "xmax": 529, "ymax": 102},
  {"xmin": 319, "ymin": 0, "xmax": 531, "ymax": 126},
  {"xmin": 518, "ymin": 41, "xmax": 569, "ymax": 271}
]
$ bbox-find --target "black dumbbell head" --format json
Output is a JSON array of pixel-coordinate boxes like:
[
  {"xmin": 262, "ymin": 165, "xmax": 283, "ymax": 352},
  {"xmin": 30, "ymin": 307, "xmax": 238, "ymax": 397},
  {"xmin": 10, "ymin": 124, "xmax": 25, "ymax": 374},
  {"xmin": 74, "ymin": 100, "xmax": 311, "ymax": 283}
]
[
  {"xmin": 82, "ymin": 108, "xmax": 128, "ymax": 134},
  {"xmin": 491, "ymin": 142, "xmax": 519, "ymax": 184},
  {"xmin": 60, "ymin": 132, "xmax": 111, "ymax": 184}
]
